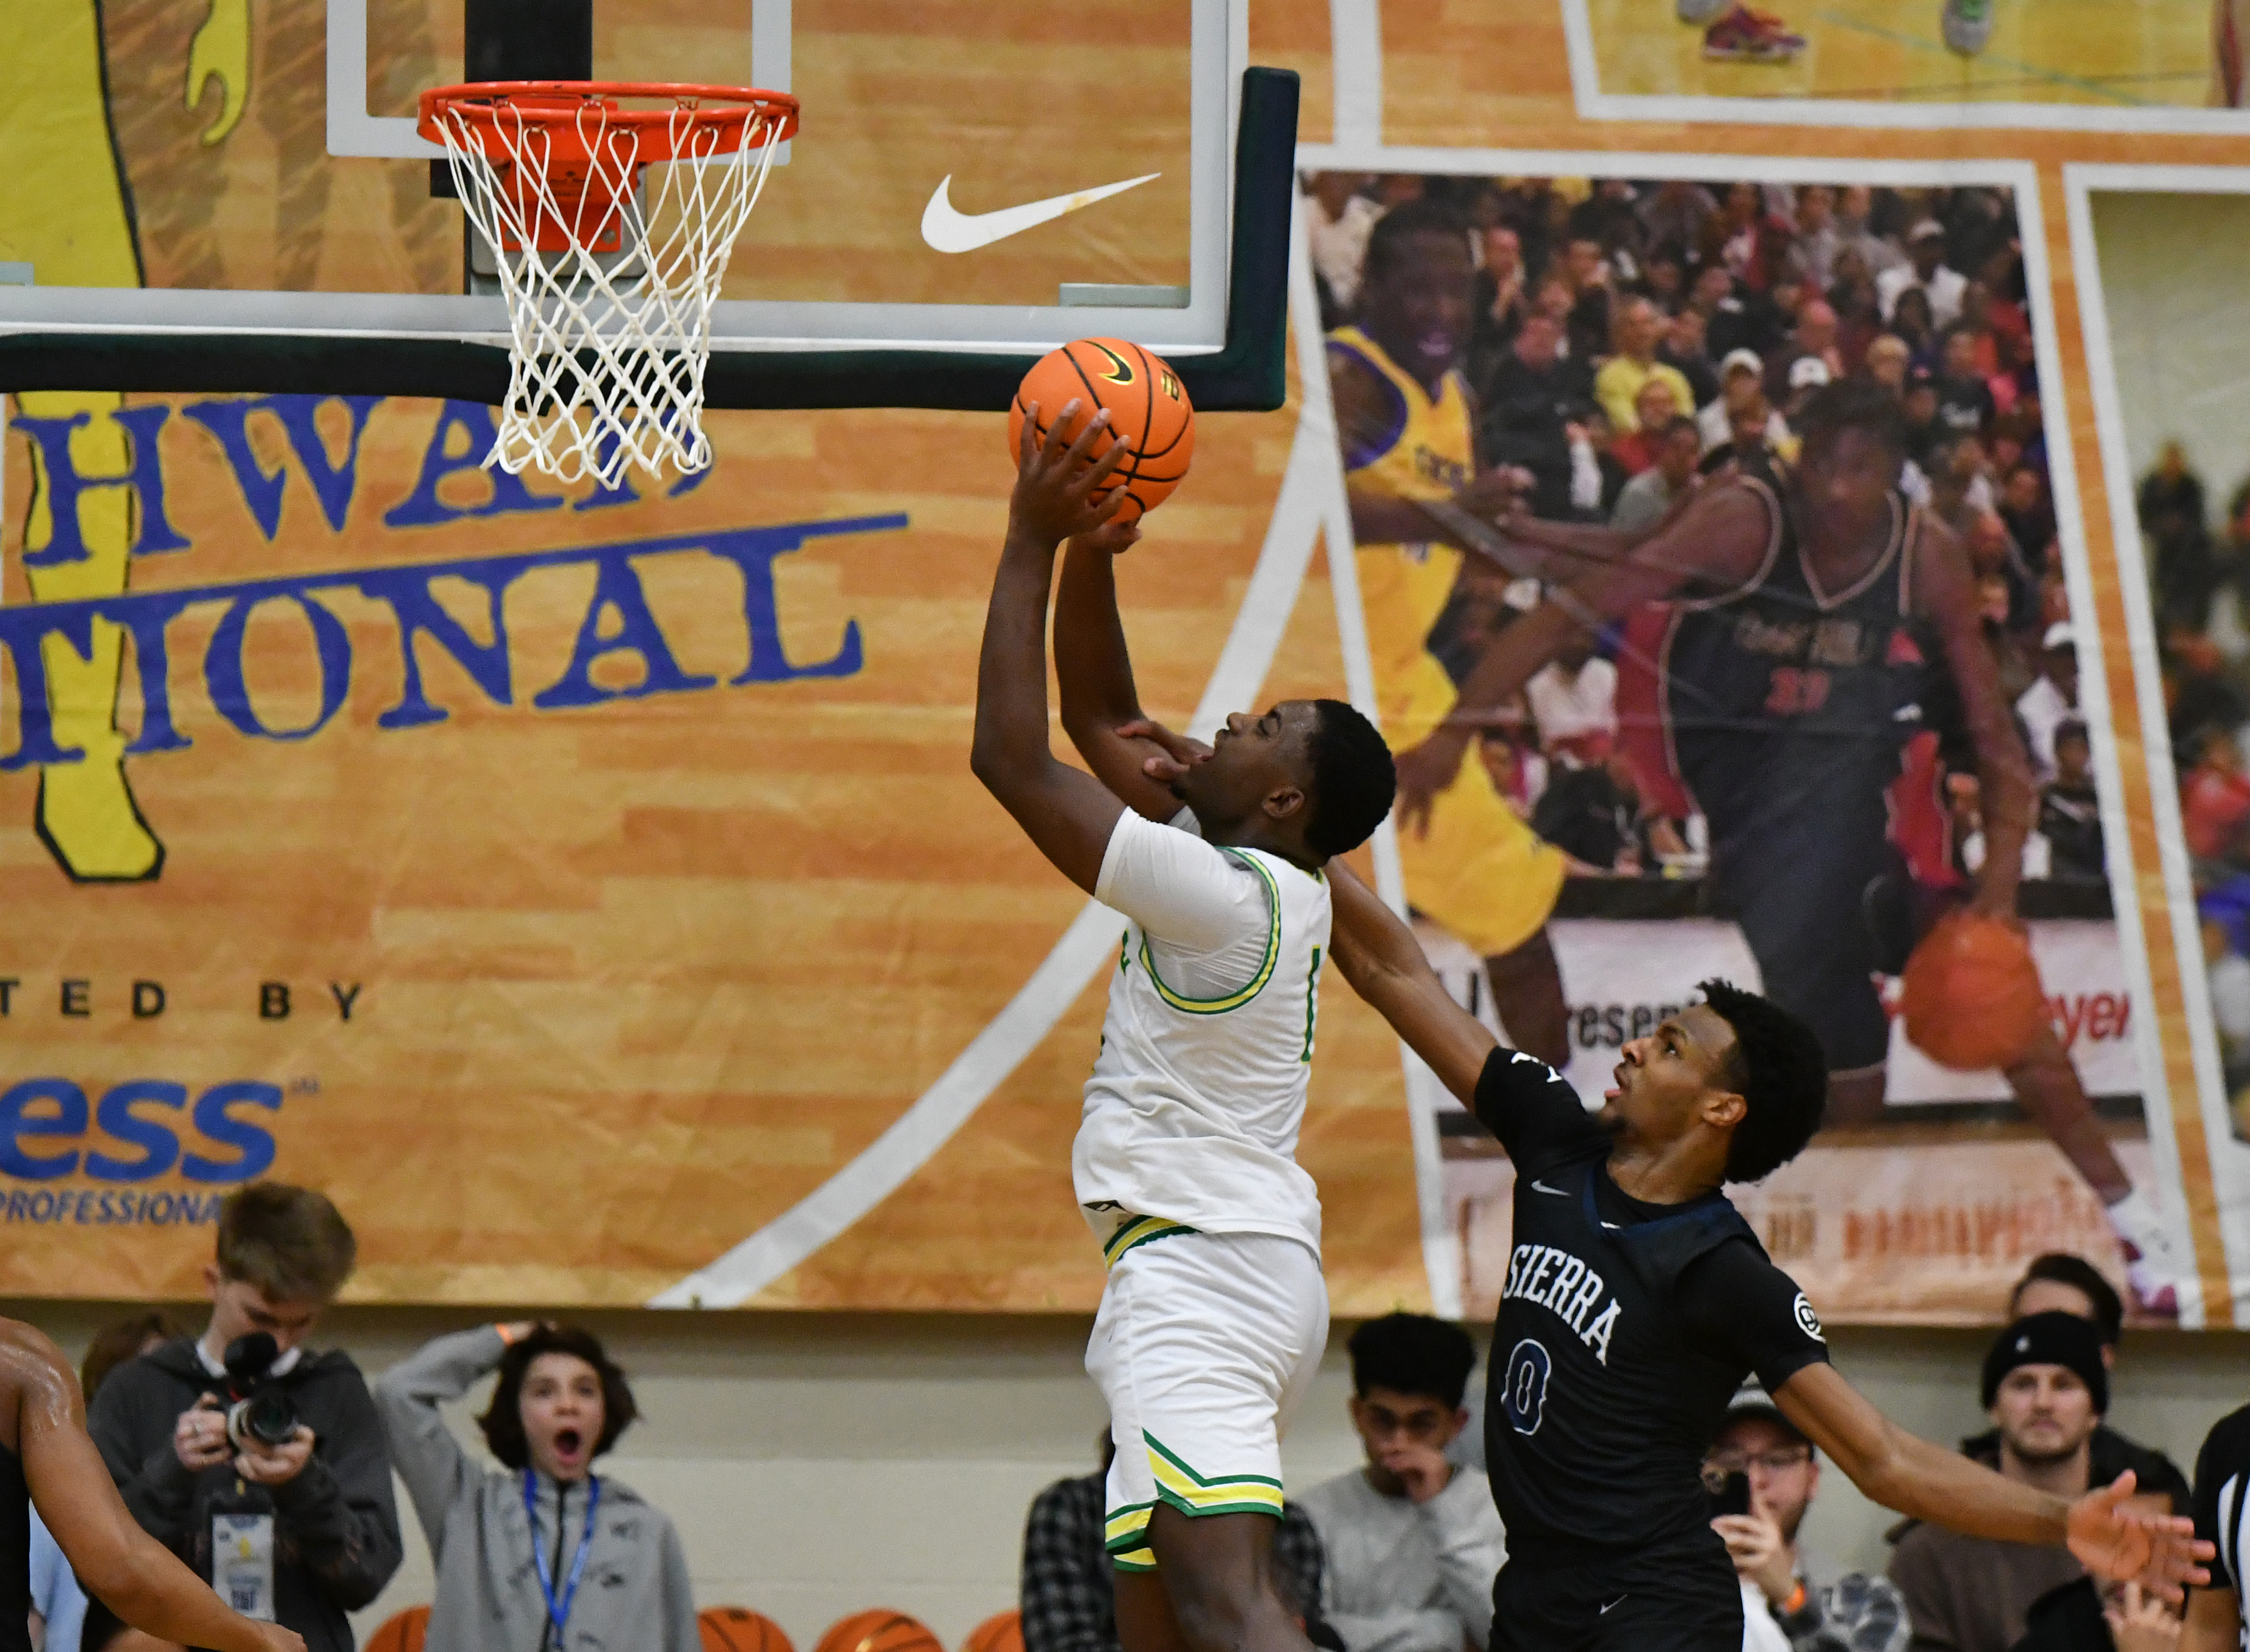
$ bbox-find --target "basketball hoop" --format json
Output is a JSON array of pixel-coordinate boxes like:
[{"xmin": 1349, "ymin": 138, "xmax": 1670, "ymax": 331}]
[{"xmin": 418, "ymin": 81, "xmax": 800, "ymax": 486}]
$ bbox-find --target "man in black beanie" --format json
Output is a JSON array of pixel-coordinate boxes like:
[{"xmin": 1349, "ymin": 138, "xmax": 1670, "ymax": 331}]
[{"xmin": 1889, "ymin": 1314, "xmax": 2164, "ymax": 1652}]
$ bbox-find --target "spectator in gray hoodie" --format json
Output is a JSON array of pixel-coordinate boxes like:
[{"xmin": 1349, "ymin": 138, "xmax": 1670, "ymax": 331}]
[{"xmin": 375, "ymin": 1322, "xmax": 697, "ymax": 1652}]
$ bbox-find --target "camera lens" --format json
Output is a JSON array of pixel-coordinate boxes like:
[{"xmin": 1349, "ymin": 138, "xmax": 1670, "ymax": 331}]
[{"xmin": 226, "ymin": 1391, "xmax": 300, "ymax": 1450}]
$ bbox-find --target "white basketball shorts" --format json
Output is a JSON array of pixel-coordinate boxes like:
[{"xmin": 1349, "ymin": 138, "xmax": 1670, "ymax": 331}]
[{"xmin": 1084, "ymin": 1221, "xmax": 1328, "ymax": 1572}]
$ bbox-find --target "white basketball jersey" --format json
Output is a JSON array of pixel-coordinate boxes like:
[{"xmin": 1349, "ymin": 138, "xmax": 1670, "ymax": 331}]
[{"xmin": 1075, "ymin": 810, "xmax": 1332, "ymax": 1256}]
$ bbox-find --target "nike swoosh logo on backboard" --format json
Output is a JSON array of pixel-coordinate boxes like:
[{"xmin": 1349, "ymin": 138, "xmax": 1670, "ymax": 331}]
[{"xmin": 920, "ymin": 171, "xmax": 1160, "ymax": 253}]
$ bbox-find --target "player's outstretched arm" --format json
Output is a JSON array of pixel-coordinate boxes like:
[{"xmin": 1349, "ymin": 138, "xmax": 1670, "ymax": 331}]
[
  {"xmin": 1775, "ymin": 1363, "xmax": 2211, "ymax": 1601},
  {"xmin": 1392, "ymin": 482, "xmax": 1773, "ymax": 833},
  {"xmin": 1053, "ymin": 538, "xmax": 1189, "ymax": 823},
  {"xmin": 970, "ymin": 404, "xmax": 1141, "ymax": 894},
  {"xmin": 5, "ymin": 1323, "xmax": 302, "ymax": 1652},
  {"xmin": 1327, "ymin": 861, "xmax": 1497, "ymax": 1103}
]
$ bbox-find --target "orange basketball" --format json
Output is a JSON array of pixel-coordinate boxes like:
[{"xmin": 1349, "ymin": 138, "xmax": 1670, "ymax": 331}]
[
  {"xmin": 1900, "ymin": 910, "xmax": 2049, "ymax": 1071},
  {"xmin": 1008, "ymin": 337, "xmax": 1196, "ymax": 526},
  {"xmin": 363, "ymin": 1606, "xmax": 430, "ymax": 1652},
  {"xmin": 703, "ymin": 1609, "xmax": 797, "ymax": 1652},
  {"xmin": 816, "ymin": 1610, "xmax": 945, "ymax": 1652},
  {"xmin": 962, "ymin": 1610, "xmax": 1024, "ymax": 1652}
]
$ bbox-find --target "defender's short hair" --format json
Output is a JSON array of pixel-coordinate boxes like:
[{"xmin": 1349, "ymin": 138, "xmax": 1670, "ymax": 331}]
[
  {"xmin": 1364, "ymin": 198, "xmax": 1469, "ymax": 287},
  {"xmin": 1348, "ymin": 1313, "xmax": 1478, "ymax": 1409},
  {"xmin": 215, "ymin": 1182, "xmax": 357, "ymax": 1304},
  {"xmin": 2011, "ymin": 1252, "xmax": 2125, "ymax": 1348},
  {"xmin": 1699, "ymin": 980, "xmax": 1828, "ymax": 1183},
  {"xmin": 1305, "ymin": 699, "xmax": 1396, "ymax": 858},
  {"xmin": 478, "ymin": 1324, "xmax": 641, "ymax": 1469},
  {"xmin": 1794, "ymin": 375, "xmax": 1911, "ymax": 464}
]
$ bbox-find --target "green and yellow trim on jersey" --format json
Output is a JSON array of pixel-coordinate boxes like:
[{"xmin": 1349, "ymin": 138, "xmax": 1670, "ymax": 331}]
[
  {"xmin": 1136, "ymin": 850, "xmax": 1282, "ymax": 1014},
  {"xmin": 1101, "ymin": 1215, "xmax": 1197, "ymax": 1269},
  {"xmin": 1104, "ymin": 1432, "xmax": 1287, "ymax": 1568}
]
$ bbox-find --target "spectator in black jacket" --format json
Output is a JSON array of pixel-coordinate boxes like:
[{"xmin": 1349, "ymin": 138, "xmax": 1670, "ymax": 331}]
[
  {"xmin": 1954, "ymin": 1254, "xmax": 2191, "ymax": 1512},
  {"xmin": 1479, "ymin": 310, "xmax": 1594, "ymax": 521},
  {"xmin": 86, "ymin": 1183, "xmax": 402, "ymax": 1652}
]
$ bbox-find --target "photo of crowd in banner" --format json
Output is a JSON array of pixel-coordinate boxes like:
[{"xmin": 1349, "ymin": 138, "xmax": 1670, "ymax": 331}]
[{"xmin": 1307, "ymin": 172, "xmax": 2178, "ymax": 1323}]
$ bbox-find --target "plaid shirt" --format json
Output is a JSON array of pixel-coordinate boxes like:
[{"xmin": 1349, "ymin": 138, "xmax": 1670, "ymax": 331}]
[{"xmin": 1020, "ymin": 1472, "xmax": 1327, "ymax": 1652}]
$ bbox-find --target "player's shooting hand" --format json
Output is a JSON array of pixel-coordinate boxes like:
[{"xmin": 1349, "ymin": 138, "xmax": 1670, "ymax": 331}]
[
  {"xmin": 1011, "ymin": 402, "xmax": 1133, "ymax": 551},
  {"xmin": 2104, "ymin": 1583, "xmax": 2183, "ymax": 1652},
  {"xmin": 234, "ymin": 1425, "xmax": 315, "ymax": 1487},
  {"xmin": 1711, "ymin": 1513, "xmax": 1794, "ymax": 1605},
  {"xmin": 174, "ymin": 1394, "xmax": 230, "ymax": 1472},
  {"xmin": 1392, "ymin": 732, "xmax": 1471, "ymax": 840},
  {"xmin": 2066, "ymin": 1471, "xmax": 2213, "ymax": 1604},
  {"xmin": 1116, "ymin": 719, "xmax": 1212, "ymax": 786}
]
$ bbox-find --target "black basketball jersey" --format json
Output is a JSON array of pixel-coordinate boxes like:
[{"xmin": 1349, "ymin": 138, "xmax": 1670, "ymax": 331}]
[
  {"xmin": 0, "ymin": 1442, "xmax": 32, "ymax": 1652},
  {"xmin": 1659, "ymin": 470, "xmax": 1936, "ymax": 856},
  {"xmin": 1475, "ymin": 1049, "xmax": 1830, "ymax": 1562}
]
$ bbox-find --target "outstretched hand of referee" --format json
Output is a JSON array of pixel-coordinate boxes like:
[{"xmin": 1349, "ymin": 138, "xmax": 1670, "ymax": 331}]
[{"xmin": 2065, "ymin": 1469, "xmax": 2213, "ymax": 1604}]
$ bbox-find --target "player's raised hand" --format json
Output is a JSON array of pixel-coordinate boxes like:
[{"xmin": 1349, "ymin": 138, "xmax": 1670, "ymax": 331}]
[
  {"xmin": 1012, "ymin": 401, "xmax": 1137, "ymax": 551},
  {"xmin": 2065, "ymin": 1471, "xmax": 2213, "ymax": 1603}
]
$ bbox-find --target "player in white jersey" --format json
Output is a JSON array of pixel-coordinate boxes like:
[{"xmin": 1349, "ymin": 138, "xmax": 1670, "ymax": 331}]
[{"xmin": 974, "ymin": 407, "xmax": 1396, "ymax": 1652}]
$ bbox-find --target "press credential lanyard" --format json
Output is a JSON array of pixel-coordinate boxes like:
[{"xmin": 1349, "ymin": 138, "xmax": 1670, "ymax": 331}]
[{"xmin": 523, "ymin": 1470, "xmax": 601, "ymax": 1639}]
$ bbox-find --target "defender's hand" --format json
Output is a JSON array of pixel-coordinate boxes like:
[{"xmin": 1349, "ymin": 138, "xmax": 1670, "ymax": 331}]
[
  {"xmin": 174, "ymin": 1395, "xmax": 230, "ymax": 1473},
  {"xmin": 234, "ymin": 1426, "xmax": 314, "ymax": 1487},
  {"xmin": 251, "ymin": 1624, "xmax": 309, "ymax": 1652},
  {"xmin": 186, "ymin": 0, "xmax": 250, "ymax": 145},
  {"xmin": 1116, "ymin": 718, "xmax": 1212, "ymax": 787},
  {"xmin": 1011, "ymin": 402, "xmax": 1134, "ymax": 551},
  {"xmin": 2066, "ymin": 1472, "xmax": 2212, "ymax": 1604}
]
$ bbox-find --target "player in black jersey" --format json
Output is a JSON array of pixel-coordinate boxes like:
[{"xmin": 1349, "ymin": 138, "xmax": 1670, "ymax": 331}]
[
  {"xmin": 2185, "ymin": 1404, "xmax": 2250, "ymax": 1651},
  {"xmin": 1309, "ymin": 867, "xmax": 2210, "ymax": 1652},
  {"xmin": 0, "ymin": 1317, "xmax": 302, "ymax": 1652},
  {"xmin": 1387, "ymin": 374, "xmax": 2186, "ymax": 1315}
]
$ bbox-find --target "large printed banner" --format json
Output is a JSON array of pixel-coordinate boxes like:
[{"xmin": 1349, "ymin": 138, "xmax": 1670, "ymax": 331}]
[{"xmin": 3, "ymin": 3, "xmax": 2249, "ymax": 1322}]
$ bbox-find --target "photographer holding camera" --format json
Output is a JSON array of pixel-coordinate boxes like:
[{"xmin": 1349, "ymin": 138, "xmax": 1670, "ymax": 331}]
[{"xmin": 86, "ymin": 1184, "xmax": 402, "ymax": 1652}]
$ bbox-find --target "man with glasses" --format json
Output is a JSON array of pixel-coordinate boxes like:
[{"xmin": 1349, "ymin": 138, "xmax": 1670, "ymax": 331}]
[
  {"xmin": 1298, "ymin": 1314, "xmax": 1508, "ymax": 1652},
  {"xmin": 1706, "ymin": 1385, "xmax": 1910, "ymax": 1652}
]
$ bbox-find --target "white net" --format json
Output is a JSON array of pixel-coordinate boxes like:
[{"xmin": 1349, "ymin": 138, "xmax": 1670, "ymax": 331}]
[{"xmin": 427, "ymin": 92, "xmax": 788, "ymax": 487}]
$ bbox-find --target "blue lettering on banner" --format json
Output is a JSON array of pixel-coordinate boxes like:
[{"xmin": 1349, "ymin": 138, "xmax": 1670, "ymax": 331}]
[
  {"xmin": 0, "ymin": 1081, "xmax": 281, "ymax": 1191},
  {"xmin": 0, "ymin": 515, "xmax": 902, "ymax": 766}
]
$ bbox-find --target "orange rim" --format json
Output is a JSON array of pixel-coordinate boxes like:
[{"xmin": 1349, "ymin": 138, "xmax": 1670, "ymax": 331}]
[{"xmin": 416, "ymin": 81, "xmax": 801, "ymax": 162}]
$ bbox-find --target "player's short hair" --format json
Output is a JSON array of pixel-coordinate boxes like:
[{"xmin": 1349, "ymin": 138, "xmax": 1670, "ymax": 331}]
[
  {"xmin": 1348, "ymin": 1312, "xmax": 1478, "ymax": 1409},
  {"xmin": 1304, "ymin": 699, "xmax": 1396, "ymax": 858},
  {"xmin": 1697, "ymin": 979, "xmax": 1828, "ymax": 1183},
  {"xmin": 2011, "ymin": 1252, "xmax": 2125, "ymax": 1347},
  {"xmin": 215, "ymin": 1181, "xmax": 358, "ymax": 1305},
  {"xmin": 1363, "ymin": 199, "xmax": 1469, "ymax": 287},
  {"xmin": 478, "ymin": 1323, "xmax": 641, "ymax": 1469},
  {"xmin": 1793, "ymin": 376, "xmax": 1910, "ymax": 465}
]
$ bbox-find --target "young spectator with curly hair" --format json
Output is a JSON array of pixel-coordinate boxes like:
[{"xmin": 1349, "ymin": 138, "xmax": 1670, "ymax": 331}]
[{"xmin": 375, "ymin": 1323, "xmax": 697, "ymax": 1652}]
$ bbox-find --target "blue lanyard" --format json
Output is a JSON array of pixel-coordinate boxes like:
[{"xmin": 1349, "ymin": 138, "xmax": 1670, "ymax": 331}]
[{"xmin": 522, "ymin": 1469, "xmax": 601, "ymax": 1638}]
